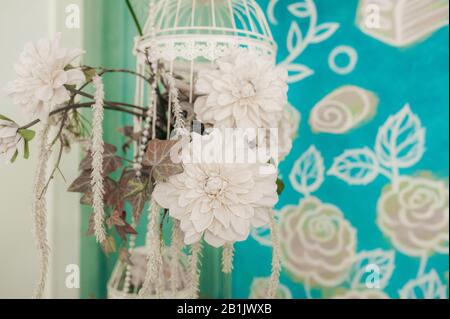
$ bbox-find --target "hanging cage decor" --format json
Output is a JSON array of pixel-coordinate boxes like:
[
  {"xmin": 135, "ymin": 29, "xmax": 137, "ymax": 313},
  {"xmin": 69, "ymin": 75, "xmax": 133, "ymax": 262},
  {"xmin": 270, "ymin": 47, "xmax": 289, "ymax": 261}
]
[{"xmin": 1, "ymin": 0, "xmax": 297, "ymax": 299}]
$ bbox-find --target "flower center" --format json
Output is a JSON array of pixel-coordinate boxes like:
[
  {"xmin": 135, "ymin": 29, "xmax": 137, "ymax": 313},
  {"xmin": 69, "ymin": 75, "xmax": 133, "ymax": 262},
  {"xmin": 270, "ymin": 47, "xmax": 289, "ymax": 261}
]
[
  {"xmin": 204, "ymin": 176, "xmax": 226, "ymax": 196},
  {"xmin": 240, "ymin": 81, "xmax": 256, "ymax": 98}
]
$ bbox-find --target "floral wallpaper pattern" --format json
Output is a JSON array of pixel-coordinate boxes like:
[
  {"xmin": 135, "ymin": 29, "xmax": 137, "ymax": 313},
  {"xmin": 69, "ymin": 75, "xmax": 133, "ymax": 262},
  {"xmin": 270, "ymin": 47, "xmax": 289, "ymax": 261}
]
[{"xmin": 234, "ymin": 0, "xmax": 449, "ymax": 299}]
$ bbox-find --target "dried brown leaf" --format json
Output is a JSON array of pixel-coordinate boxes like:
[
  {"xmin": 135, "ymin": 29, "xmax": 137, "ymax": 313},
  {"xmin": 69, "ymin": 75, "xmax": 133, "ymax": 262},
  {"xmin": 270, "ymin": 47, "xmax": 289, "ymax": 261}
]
[{"xmin": 143, "ymin": 139, "xmax": 184, "ymax": 182}]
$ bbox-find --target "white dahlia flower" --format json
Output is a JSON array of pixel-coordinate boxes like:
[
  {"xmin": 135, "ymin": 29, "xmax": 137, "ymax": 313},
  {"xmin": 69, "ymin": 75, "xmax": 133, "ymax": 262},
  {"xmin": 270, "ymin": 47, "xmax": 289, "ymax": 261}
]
[
  {"xmin": 194, "ymin": 49, "xmax": 288, "ymax": 129},
  {"xmin": 4, "ymin": 33, "xmax": 85, "ymax": 122},
  {"xmin": 0, "ymin": 119, "xmax": 24, "ymax": 163},
  {"xmin": 152, "ymin": 129, "xmax": 279, "ymax": 247}
]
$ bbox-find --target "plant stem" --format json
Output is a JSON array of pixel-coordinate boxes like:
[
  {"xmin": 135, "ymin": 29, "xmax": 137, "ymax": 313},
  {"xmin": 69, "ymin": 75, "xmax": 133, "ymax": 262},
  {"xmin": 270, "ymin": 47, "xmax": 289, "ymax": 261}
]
[
  {"xmin": 19, "ymin": 103, "xmax": 145, "ymax": 130},
  {"xmin": 79, "ymin": 67, "xmax": 151, "ymax": 91},
  {"xmin": 417, "ymin": 254, "xmax": 428, "ymax": 278},
  {"xmin": 66, "ymin": 87, "xmax": 147, "ymax": 112},
  {"xmin": 125, "ymin": 0, "xmax": 143, "ymax": 36}
]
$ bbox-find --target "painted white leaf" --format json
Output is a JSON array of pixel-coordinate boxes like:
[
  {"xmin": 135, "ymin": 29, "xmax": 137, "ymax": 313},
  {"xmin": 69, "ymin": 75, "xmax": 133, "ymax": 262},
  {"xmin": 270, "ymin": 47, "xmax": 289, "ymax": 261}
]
[
  {"xmin": 288, "ymin": 2, "xmax": 311, "ymax": 18},
  {"xmin": 357, "ymin": 0, "xmax": 449, "ymax": 47},
  {"xmin": 347, "ymin": 249, "xmax": 395, "ymax": 290},
  {"xmin": 267, "ymin": 0, "xmax": 279, "ymax": 25},
  {"xmin": 287, "ymin": 21, "xmax": 303, "ymax": 53},
  {"xmin": 375, "ymin": 104, "xmax": 425, "ymax": 169},
  {"xmin": 286, "ymin": 64, "xmax": 314, "ymax": 83},
  {"xmin": 289, "ymin": 145, "xmax": 324, "ymax": 196},
  {"xmin": 311, "ymin": 23, "xmax": 340, "ymax": 43},
  {"xmin": 251, "ymin": 226, "xmax": 272, "ymax": 247},
  {"xmin": 328, "ymin": 148, "xmax": 379, "ymax": 185},
  {"xmin": 399, "ymin": 270, "xmax": 447, "ymax": 299},
  {"xmin": 250, "ymin": 210, "xmax": 281, "ymax": 247}
]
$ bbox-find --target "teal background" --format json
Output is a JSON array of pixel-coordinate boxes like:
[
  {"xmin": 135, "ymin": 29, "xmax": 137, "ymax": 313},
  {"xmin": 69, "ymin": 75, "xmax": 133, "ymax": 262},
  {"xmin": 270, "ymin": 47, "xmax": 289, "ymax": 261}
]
[
  {"xmin": 79, "ymin": 0, "xmax": 449, "ymax": 299},
  {"xmin": 233, "ymin": 0, "xmax": 449, "ymax": 298}
]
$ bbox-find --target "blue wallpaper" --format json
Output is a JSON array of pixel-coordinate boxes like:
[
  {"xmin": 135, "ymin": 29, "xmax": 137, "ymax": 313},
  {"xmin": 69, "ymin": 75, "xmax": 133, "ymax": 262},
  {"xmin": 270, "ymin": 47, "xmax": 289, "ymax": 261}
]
[{"xmin": 234, "ymin": 0, "xmax": 449, "ymax": 299}]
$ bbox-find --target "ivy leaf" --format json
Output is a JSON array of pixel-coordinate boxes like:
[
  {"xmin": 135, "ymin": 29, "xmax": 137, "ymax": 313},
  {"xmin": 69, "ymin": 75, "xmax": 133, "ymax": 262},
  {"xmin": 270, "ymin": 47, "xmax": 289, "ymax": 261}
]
[
  {"xmin": 69, "ymin": 172, "xmax": 119, "ymax": 208},
  {"xmin": 106, "ymin": 209, "xmax": 127, "ymax": 228},
  {"xmin": 122, "ymin": 177, "xmax": 147, "ymax": 199},
  {"xmin": 107, "ymin": 210, "xmax": 138, "ymax": 240},
  {"xmin": 143, "ymin": 139, "xmax": 184, "ymax": 182},
  {"xmin": 101, "ymin": 235, "xmax": 116, "ymax": 255},
  {"xmin": 103, "ymin": 177, "xmax": 121, "ymax": 208},
  {"xmin": 68, "ymin": 171, "xmax": 92, "ymax": 193},
  {"xmin": 128, "ymin": 191, "xmax": 149, "ymax": 223},
  {"xmin": 80, "ymin": 192, "xmax": 93, "ymax": 206},
  {"xmin": 119, "ymin": 169, "xmax": 151, "ymax": 222},
  {"xmin": 86, "ymin": 213, "xmax": 95, "ymax": 236},
  {"xmin": 79, "ymin": 143, "xmax": 122, "ymax": 176}
]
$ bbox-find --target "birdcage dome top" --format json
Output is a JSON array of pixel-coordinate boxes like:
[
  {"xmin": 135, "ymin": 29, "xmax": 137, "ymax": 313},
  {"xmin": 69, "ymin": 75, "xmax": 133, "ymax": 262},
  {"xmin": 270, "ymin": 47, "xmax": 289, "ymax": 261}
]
[{"xmin": 136, "ymin": 0, "xmax": 276, "ymax": 62}]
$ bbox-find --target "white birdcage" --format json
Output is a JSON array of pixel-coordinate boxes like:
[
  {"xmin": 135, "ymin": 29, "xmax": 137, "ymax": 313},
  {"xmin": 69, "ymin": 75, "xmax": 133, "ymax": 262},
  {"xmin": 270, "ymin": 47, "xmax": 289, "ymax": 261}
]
[
  {"xmin": 108, "ymin": 246, "xmax": 190, "ymax": 299},
  {"xmin": 116, "ymin": 0, "xmax": 277, "ymax": 299},
  {"xmin": 134, "ymin": 0, "xmax": 276, "ymax": 104}
]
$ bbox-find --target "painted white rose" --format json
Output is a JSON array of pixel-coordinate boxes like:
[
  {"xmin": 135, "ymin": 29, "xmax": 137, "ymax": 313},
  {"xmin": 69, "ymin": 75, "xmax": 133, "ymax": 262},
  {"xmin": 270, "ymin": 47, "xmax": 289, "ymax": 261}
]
[
  {"xmin": 4, "ymin": 33, "xmax": 85, "ymax": 122},
  {"xmin": 0, "ymin": 119, "xmax": 24, "ymax": 163},
  {"xmin": 377, "ymin": 176, "xmax": 449, "ymax": 257},
  {"xmin": 249, "ymin": 277, "xmax": 292, "ymax": 299},
  {"xmin": 194, "ymin": 49, "xmax": 288, "ymax": 129},
  {"xmin": 279, "ymin": 197, "xmax": 357, "ymax": 287},
  {"xmin": 152, "ymin": 129, "xmax": 279, "ymax": 247},
  {"xmin": 332, "ymin": 289, "xmax": 389, "ymax": 299}
]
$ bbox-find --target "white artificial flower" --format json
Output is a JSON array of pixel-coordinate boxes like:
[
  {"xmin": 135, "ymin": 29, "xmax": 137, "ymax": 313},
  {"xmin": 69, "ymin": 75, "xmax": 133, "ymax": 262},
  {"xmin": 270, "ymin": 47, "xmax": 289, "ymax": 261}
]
[
  {"xmin": 4, "ymin": 33, "xmax": 85, "ymax": 122},
  {"xmin": 194, "ymin": 49, "xmax": 288, "ymax": 129},
  {"xmin": 0, "ymin": 119, "xmax": 24, "ymax": 162},
  {"xmin": 152, "ymin": 129, "xmax": 279, "ymax": 247}
]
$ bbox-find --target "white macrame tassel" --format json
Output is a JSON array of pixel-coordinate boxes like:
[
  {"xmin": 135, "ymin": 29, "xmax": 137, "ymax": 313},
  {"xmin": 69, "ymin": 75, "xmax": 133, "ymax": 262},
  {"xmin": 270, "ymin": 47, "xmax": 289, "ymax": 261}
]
[
  {"xmin": 267, "ymin": 211, "xmax": 281, "ymax": 298},
  {"xmin": 32, "ymin": 125, "xmax": 52, "ymax": 299},
  {"xmin": 189, "ymin": 241, "xmax": 202, "ymax": 299},
  {"xmin": 169, "ymin": 222, "xmax": 184, "ymax": 296},
  {"xmin": 91, "ymin": 75, "xmax": 106, "ymax": 244},
  {"xmin": 222, "ymin": 243, "xmax": 234, "ymax": 274},
  {"xmin": 138, "ymin": 200, "xmax": 163, "ymax": 298},
  {"xmin": 165, "ymin": 73, "xmax": 186, "ymax": 133}
]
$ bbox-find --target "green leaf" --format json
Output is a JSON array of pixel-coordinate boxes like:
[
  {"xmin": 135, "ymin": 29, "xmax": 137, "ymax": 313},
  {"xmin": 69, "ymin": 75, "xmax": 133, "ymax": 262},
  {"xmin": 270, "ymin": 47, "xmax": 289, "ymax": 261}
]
[
  {"xmin": 123, "ymin": 179, "xmax": 146, "ymax": 199},
  {"xmin": 10, "ymin": 150, "xmax": 18, "ymax": 163},
  {"xmin": 18, "ymin": 129, "xmax": 36, "ymax": 142},
  {"xmin": 24, "ymin": 140, "xmax": 30, "ymax": 159},
  {"xmin": 0, "ymin": 114, "xmax": 14, "ymax": 122},
  {"xmin": 83, "ymin": 67, "xmax": 97, "ymax": 83},
  {"xmin": 276, "ymin": 178, "xmax": 285, "ymax": 195}
]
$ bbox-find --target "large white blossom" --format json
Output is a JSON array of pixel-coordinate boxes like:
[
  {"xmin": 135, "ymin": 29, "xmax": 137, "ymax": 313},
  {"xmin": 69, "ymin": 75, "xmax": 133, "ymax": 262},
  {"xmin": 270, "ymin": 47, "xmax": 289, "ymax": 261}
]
[
  {"xmin": 194, "ymin": 49, "xmax": 288, "ymax": 129},
  {"xmin": 152, "ymin": 129, "xmax": 279, "ymax": 247},
  {"xmin": 0, "ymin": 119, "xmax": 24, "ymax": 163},
  {"xmin": 4, "ymin": 33, "xmax": 85, "ymax": 122}
]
